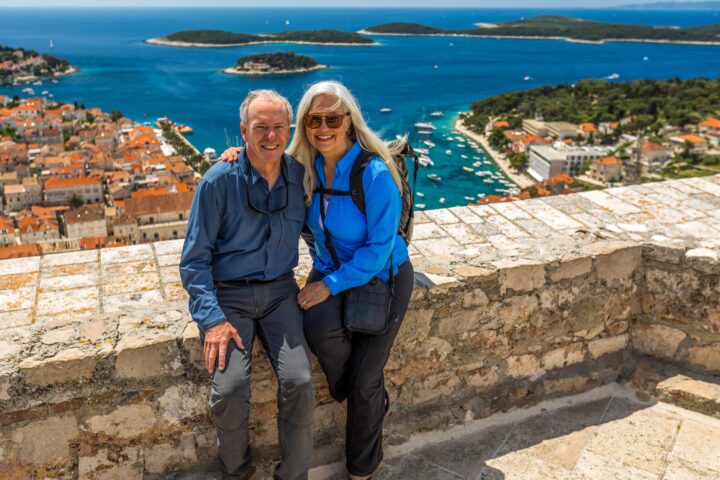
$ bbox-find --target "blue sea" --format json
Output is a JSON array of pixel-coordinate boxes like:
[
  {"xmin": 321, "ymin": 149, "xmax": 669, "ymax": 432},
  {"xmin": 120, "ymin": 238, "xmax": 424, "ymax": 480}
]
[{"xmin": 1, "ymin": 7, "xmax": 720, "ymax": 209}]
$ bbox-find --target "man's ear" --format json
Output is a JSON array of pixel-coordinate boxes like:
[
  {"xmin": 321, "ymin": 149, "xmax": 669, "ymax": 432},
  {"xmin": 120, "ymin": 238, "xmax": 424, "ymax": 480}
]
[{"xmin": 240, "ymin": 122, "xmax": 247, "ymax": 144}]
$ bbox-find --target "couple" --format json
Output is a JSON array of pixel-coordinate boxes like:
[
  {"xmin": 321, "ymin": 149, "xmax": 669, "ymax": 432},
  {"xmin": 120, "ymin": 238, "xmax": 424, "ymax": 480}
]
[{"xmin": 179, "ymin": 80, "xmax": 414, "ymax": 480}]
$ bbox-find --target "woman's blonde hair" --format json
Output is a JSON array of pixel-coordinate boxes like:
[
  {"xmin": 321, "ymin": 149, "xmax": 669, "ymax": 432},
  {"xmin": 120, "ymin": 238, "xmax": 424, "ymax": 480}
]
[{"xmin": 287, "ymin": 80, "xmax": 403, "ymax": 204}]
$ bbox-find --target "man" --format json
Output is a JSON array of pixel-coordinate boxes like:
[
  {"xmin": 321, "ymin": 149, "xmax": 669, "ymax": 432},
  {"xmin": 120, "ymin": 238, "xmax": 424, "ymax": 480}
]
[{"xmin": 180, "ymin": 90, "xmax": 313, "ymax": 480}]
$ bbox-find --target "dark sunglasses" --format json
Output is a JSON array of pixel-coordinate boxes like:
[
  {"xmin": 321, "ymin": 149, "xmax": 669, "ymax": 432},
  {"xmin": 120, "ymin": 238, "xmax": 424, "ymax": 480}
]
[
  {"xmin": 245, "ymin": 157, "xmax": 289, "ymax": 215},
  {"xmin": 303, "ymin": 112, "xmax": 350, "ymax": 129}
]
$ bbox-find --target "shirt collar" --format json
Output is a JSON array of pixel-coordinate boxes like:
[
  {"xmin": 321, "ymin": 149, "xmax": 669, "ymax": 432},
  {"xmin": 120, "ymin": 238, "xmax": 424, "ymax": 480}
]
[{"xmin": 313, "ymin": 142, "xmax": 362, "ymax": 178}]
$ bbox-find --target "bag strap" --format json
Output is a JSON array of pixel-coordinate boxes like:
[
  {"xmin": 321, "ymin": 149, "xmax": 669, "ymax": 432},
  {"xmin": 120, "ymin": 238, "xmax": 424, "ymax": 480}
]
[{"xmin": 315, "ymin": 164, "xmax": 394, "ymax": 290}]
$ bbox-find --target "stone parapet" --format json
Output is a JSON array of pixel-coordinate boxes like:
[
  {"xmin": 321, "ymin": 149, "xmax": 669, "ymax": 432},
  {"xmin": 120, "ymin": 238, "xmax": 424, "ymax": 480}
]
[{"xmin": 0, "ymin": 175, "xmax": 718, "ymax": 478}]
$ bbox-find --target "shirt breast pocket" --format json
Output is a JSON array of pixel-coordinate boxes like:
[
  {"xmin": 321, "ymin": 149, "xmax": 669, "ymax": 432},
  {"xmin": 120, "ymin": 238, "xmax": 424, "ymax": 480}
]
[{"xmin": 282, "ymin": 204, "xmax": 306, "ymax": 250}]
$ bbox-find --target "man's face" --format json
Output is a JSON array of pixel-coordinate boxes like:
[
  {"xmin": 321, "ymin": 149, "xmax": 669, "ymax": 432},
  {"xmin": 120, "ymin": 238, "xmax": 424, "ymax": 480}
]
[{"xmin": 240, "ymin": 98, "xmax": 290, "ymax": 164}]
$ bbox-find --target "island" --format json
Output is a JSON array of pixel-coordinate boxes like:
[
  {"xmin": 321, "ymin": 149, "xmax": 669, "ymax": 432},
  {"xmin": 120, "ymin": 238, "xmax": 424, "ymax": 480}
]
[
  {"xmin": 223, "ymin": 52, "xmax": 328, "ymax": 76},
  {"xmin": 616, "ymin": 1, "xmax": 720, "ymax": 10},
  {"xmin": 146, "ymin": 29, "xmax": 376, "ymax": 47},
  {"xmin": 361, "ymin": 16, "xmax": 720, "ymax": 46},
  {"xmin": 0, "ymin": 45, "xmax": 77, "ymax": 85}
]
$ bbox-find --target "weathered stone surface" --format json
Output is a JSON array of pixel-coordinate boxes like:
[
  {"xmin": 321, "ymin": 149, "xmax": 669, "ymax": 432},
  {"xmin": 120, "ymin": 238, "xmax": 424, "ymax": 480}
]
[
  {"xmin": 0, "ymin": 340, "xmax": 21, "ymax": 361},
  {"xmin": 40, "ymin": 325, "xmax": 76, "ymax": 345},
  {"xmin": 687, "ymin": 344, "xmax": 720, "ymax": 372},
  {"xmin": 10, "ymin": 415, "xmax": 79, "ymax": 465},
  {"xmin": 588, "ymin": 334, "xmax": 629, "ymax": 359},
  {"xmin": 631, "ymin": 323, "xmax": 687, "ymax": 359},
  {"xmin": 541, "ymin": 344, "xmax": 585, "ymax": 371},
  {"xmin": 114, "ymin": 333, "xmax": 182, "ymax": 379},
  {"xmin": 158, "ymin": 383, "xmax": 207, "ymax": 425},
  {"xmin": 466, "ymin": 366, "xmax": 500, "ymax": 389},
  {"xmin": 144, "ymin": 434, "xmax": 197, "ymax": 474},
  {"xmin": 86, "ymin": 404, "xmax": 156, "ymax": 438},
  {"xmin": 19, "ymin": 347, "xmax": 97, "ymax": 386},
  {"xmin": 78, "ymin": 447, "xmax": 142, "ymax": 480},
  {"xmin": 668, "ymin": 418, "xmax": 720, "ymax": 473},
  {"xmin": 507, "ymin": 354, "xmax": 541, "ymax": 379},
  {"xmin": 462, "ymin": 288, "xmax": 489, "ymax": 308},
  {"xmin": 549, "ymin": 255, "xmax": 592, "ymax": 283},
  {"xmin": 181, "ymin": 321, "xmax": 204, "ymax": 368},
  {"xmin": 498, "ymin": 261, "xmax": 546, "ymax": 294},
  {"xmin": 0, "ymin": 373, "xmax": 10, "ymax": 400},
  {"xmin": 594, "ymin": 245, "xmax": 642, "ymax": 282}
]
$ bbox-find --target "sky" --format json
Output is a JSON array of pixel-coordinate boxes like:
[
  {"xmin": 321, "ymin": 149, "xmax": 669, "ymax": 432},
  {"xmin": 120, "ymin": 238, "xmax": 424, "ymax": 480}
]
[{"xmin": 0, "ymin": 0, "xmax": 701, "ymax": 7}]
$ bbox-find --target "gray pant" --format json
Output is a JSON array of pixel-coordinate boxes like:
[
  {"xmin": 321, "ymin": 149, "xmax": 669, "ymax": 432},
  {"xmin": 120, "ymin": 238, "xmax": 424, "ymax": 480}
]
[{"xmin": 209, "ymin": 273, "xmax": 314, "ymax": 480}]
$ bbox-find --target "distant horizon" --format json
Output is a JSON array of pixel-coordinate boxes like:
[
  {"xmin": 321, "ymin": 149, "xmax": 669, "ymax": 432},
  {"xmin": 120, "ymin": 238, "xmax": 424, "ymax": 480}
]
[{"xmin": 1, "ymin": 0, "xmax": 718, "ymax": 8}]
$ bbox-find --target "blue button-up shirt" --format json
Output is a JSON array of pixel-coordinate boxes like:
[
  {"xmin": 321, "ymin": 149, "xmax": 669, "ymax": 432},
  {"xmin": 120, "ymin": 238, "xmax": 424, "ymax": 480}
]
[
  {"xmin": 180, "ymin": 151, "xmax": 306, "ymax": 331},
  {"xmin": 307, "ymin": 142, "xmax": 410, "ymax": 296}
]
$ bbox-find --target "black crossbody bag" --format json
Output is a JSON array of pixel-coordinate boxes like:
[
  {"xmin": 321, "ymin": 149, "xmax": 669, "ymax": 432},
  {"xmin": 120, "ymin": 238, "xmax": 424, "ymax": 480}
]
[{"xmin": 317, "ymin": 190, "xmax": 395, "ymax": 336}]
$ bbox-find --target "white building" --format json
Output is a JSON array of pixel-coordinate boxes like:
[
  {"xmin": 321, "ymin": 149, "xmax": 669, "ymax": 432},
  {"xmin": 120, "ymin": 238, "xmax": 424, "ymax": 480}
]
[{"xmin": 528, "ymin": 143, "xmax": 613, "ymax": 181}]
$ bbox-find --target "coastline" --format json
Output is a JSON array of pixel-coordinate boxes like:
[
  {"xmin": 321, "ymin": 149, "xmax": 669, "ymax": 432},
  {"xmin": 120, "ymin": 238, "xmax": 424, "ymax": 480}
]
[
  {"xmin": 145, "ymin": 37, "xmax": 379, "ymax": 48},
  {"xmin": 357, "ymin": 30, "xmax": 720, "ymax": 47},
  {"xmin": 454, "ymin": 116, "xmax": 535, "ymax": 190},
  {"xmin": 222, "ymin": 65, "xmax": 329, "ymax": 76}
]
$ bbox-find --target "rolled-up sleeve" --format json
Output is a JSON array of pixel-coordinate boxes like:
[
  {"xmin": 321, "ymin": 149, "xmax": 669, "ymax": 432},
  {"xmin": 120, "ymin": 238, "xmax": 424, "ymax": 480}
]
[
  {"xmin": 322, "ymin": 165, "xmax": 400, "ymax": 295},
  {"xmin": 179, "ymin": 179, "xmax": 226, "ymax": 332}
]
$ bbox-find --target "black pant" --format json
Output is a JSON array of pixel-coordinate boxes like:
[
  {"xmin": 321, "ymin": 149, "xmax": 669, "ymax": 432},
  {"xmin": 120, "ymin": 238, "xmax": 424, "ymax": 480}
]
[{"xmin": 303, "ymin": 261, "xmax": 414, "ymax": 477}]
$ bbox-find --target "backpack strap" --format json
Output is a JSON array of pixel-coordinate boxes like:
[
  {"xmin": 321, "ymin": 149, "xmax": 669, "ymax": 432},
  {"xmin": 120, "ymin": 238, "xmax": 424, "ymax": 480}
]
[{"xmin": 348, "ymin": 149, "xmax": 376, "ymax": 215}]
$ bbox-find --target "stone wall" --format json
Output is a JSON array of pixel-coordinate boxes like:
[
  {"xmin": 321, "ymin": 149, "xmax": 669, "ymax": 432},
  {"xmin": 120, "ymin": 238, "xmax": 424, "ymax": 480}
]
[{"xmin": 0, "ymin": 175, "xmax": 719, "ymax": 478}]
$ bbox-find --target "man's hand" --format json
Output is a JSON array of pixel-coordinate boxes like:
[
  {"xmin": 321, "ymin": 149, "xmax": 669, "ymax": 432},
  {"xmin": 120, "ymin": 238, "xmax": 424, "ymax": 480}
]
[
  {"xmin": 219, "ymin": 146, "xmax": 243, "ymax": 163},
  {"xmin": 297, "ymin": 281, "xmax": 331, "ymax": 310},
  {"xmin": 203, "ymin": 321, "xmax": 244, "ymax": 374}
]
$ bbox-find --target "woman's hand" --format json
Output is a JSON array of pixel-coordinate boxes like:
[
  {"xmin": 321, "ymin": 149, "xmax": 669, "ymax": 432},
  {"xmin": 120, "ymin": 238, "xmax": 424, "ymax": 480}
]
[
  {"xmin": 219, "ymin": 146, "xmax": 243, "ymax": 162},
  {"xmin": 297, "ymin": 281, "xmax": 331, "ymax": 310}
]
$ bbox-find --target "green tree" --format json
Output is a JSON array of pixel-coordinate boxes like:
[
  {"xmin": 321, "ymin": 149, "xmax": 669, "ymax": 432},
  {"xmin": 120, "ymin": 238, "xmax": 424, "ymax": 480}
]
[
  {"xmin": 488, "ymin": 128, "xmax": 507, "ymax": 150},
  {"xmin": 68, "ymin": 194, "xmax": 84, "ymax": 209},
  {"xmin": 509, "ymin": 152, "xmax": 528, "ymax": 172}
]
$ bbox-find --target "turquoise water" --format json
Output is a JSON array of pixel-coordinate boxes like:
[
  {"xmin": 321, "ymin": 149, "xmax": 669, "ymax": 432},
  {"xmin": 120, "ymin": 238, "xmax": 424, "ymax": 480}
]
[{"xmin": 1, "ymin": 8, "xmax": 720, "ymax": 209}]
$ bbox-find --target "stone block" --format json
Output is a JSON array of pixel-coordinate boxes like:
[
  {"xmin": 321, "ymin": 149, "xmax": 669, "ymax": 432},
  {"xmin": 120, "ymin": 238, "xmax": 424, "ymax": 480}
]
[
  {"xmin": 631, "ymin": 323, "xmax": 687, "ymax": 359},
  {"xmin": 543, "ymin": 376, "xmax": 589, "ymax": 396},
  {"xmin": 158, "ymin": 383, "xmax": 207, "ymax": 425},
  {"xmin": 498, "ymin": 261, "xmax": 546, "ymax": 294},
  {"xmin": 462, "ymin": 288, "xmax": 489, "ymax": 308},
  {"xmin": 86, "ymin": 404, "xmax": 156, "ymax": 438},
  {"xmin": 40, "ymin": 325, "xmax": 76, "ymax": 345},
  {"xmin": 114, "ymin": 333, "xmax": 182, "ymax": 379},
  {"xmin": 103, "ymin": 289, "xmax": 165, "ymax": 313},
  {"xmin": 0, "ymin": 372, "xmax": 10, "ymax": 400},
  {"xmin": 642, "ymin": 243, "xmax": 685, "ymax": 265},
  {"xmin": 588, "ymin": 334, "xmax": 629, "ymax": 359},
  {"xmin": 549, "ymin": 255, "xmax": 592, "ymax": 283},
  {"xmin": 181, "ymin": 321, "xmax": 204, "ymax": 368},
  {"xmin": 10, "ymin": 415, "xmax": 79, "ymax": 465},
  {"xmin": 0, "ymin": 286, "xmax": 35, "ymax": 313},
  {"xmin": 506, "ymin": 354, "xmax": 541, "ymax": 379},
  {"xmin": 541, "ymin": 344, "xmax": 585, "ymax": 371},
  {"xmin": 0, "ymin": 340, "xmax": 21, "ymax": 361},
  {"xmin": 78, "ymin": 447, "xmax": 142, "ymax": 480},
  {"xmin": 399, "ymin": 309, "xmax": 434, "ymax": 343},
  {"xmin": 144, "ymin": 434, "xmax": 197, "ymax": 474},
  {"xmin": 36, "ymin": 286, "xmax": 99, "ymax": 316},
  {"xmin": 437, "ymin": 308, "xmax": 483, "ymax": 337},
  {"xmin": 466, "ymin": 366, "xmax": 500, "ymax": 389},
  {"xmin": 100, "ymin": 244, "xmax": 154, "ymax": 264},
  {"xmin": 687, "ymin": 343, "xmax": 720, "ymax": 372},
  {"xmin": 19, "ymin": 347, "xmax": 97, "ymax": 386},
  {"xmin": 594, "ymin": 245, "xmax": 642, "ymax": 282},
  {"xmin": 81, "ymin": 319, "xmax": 107, "ymax": 342}
]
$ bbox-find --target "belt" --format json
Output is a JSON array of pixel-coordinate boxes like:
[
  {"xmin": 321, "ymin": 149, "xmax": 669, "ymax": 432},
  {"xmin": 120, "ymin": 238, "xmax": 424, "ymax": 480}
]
[{"xmin": 220, "ymin": 271, "xmax": 293, "ymax": 287}]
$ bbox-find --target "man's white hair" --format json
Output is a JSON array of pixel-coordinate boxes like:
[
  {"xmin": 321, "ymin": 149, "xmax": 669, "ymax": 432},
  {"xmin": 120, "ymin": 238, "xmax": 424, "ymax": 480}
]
[{"xmin": 239, "ymin": 89, "xmax": 293, "ymax": 125}]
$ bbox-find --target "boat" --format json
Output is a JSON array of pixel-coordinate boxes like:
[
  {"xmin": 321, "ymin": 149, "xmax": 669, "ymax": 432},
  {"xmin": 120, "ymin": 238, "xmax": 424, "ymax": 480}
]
[
  {"xmin": 523, "ymin": 75, "xmax": 533, "ymax": 81},
  {"xmin": 416, "ymin": 192, "xmax": 425, "ymax": 197},
  {"xmin": 429, "ymin": 111, "xmax": 444, "ymax": 117},
  {"xmin": 462, "ymin": 166, "xmax": 474, "ymax": 173},
  {"xmin": 423, "ymin": 140, "xmax": 436, "ymax": 148},
  {"xmin": 427, "ymin": 173, "xmax": 442, "ymax": 182},
  {"xmin": 41, "ymin": 91, "xmax": 49, "ymax": 95},
  {"xmin": 439, "ymin": 197, "xmax": 446, "ymax": 204},
  {"xmin": 461, "ymin": 154, "xmax": 468, "ymax": 159},
  {"xmin": 473, "ymin": 156, "xmax": 481, "ymax": 160},
  {"xmin": 414, "ymin": 122, "xmax": 436, "ymax": 130},
  {"xmin": 445, "ymin": 149, "xmax": 452, "ymax": 155},
  {"xmin": 606, "ymin": 73, "xmax": 620, "ymax": 80},
  {"xmin": 483, "ymin": 178, "xmax": 494, "ymax": 184},
  {"xmin": 414, "ymin": 147, "xmax": 429, "ymax": 155},
  {"xmin": 178, "ymin": 125, "xmax": 193, "ymax": 134},
  {"xmin": 475, "ymin": 171, "xmax": 486, "ymax": 177},
  {"xmin": 643, "ymin": 56, "xmax": 649, "ymax": 61},
  {"xmin": 457, "ymin": 143, "xmax": 466, "ymax": 148},
  {"xmin": 51, "ymin": 79, "xmax": 58, "ymax": 84},
  {"xmin": 464, "ymin": 196, "xmax": 475, "ymax": 201},
  {"xmin": 477, "ymin": 193, "xmax": 486, "ymax": 198},
  {"xmin": 49, "ymin": 40, "xmax": 54, "ymax": 49},
  {"xmin": 380, "ymin": 107, "xmax": 392, "ymax": 113},
  {"xmin": 418, "ymin": 156, "xmax": 434, "ymax": 167},
  {"xmin": 418, "ymin": 130, "xmax": 434, "ymax": 135},
  {"xmin": 447, "ymin": 136, "xmax": 455, "ymax": 142},
  {"xmin": 415, "ymin": 203, "xmax": 426, "ymax": 209},
  {"xmin": 33, "ymin": 80, "xmax": 42, "ymax": 86},
  {"xmin": 472, "ymin": 161, "xmax": 482, "ymax": 167},
  {"xmin": 483, "ymin": 160, "xmax": 492, "ymax": 165}
]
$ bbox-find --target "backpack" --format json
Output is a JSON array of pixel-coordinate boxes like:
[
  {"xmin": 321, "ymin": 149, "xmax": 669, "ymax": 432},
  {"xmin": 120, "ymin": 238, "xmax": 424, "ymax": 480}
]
[{"xmin": 314, "ymin": 139, "xmax": 419, "ymax": 244}]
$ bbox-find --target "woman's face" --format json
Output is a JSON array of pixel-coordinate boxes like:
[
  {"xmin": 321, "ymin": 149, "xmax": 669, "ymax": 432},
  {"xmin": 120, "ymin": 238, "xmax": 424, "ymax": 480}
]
[{"xmin": 305, "ymin": 94, "xmax": 352, "ymax": 160}]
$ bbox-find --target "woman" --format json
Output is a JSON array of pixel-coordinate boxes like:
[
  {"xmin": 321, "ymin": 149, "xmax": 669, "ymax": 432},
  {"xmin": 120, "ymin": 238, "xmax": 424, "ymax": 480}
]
[{"xmin": 222, "ymin": 80, "xmax": 414, "ymax": 480}]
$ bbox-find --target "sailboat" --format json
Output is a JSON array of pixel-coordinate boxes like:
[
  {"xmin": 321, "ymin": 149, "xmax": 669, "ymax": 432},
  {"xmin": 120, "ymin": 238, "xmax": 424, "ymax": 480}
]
[{"xmin": 49, "ymin": 40, "xmax": 54, "ymax": 49}]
